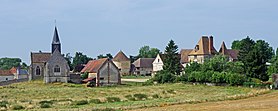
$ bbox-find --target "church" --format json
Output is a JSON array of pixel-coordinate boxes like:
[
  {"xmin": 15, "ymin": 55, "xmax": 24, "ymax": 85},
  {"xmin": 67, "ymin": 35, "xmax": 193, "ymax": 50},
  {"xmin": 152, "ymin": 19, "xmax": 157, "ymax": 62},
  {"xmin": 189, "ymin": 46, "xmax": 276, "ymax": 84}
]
[{"xmin": 29, "ymin": 26, "xmax": 70, "ymax": 83}]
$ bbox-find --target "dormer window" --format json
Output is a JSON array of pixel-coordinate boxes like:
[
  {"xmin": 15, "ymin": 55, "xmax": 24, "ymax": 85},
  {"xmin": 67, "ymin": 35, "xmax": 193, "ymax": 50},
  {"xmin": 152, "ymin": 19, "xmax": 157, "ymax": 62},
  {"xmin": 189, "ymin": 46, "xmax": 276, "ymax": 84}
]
[{"xmin": 195, "ymin": 45, "xmax": 199, "ymax": 51}]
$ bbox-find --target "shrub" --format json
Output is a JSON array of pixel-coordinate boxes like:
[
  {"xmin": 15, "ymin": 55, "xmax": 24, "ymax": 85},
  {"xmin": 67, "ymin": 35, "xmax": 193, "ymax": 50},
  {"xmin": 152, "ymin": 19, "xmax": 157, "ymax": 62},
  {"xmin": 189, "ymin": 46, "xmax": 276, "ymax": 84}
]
[
  {"xmin": 0, "ymin": 101, "xmax": 8, "ymax": 108},
  {"xmin": 39, "ymin": 100, "xmax": 53, "ymax": 105},
  {"xmin": 226, "ymin": 73, "xmax": 246, "ymax": 85},
  {"xmin": 40, "ymin": 103, "xmax": 51, "ymax": 108},
  {"xmin": 211, "ymin": 72, "xmax": 225, "ymax": 83},
  {"xmin": 73, "ymin": 100, "xmax": 88, "ymax": 105},
  {"xmin": 11, "ymin": 105, "xmax": 24, "ymax": 110},
  {"xmin": 106, "ymin": 97, "xmax": 121, "ymax": 103},
  {"xmin": 134, "ymin": 94, "xmax": 148, "ymax": 100},
  {"xmin": 89, "ymin": 99, "xmax": 102, "ymax": 104},
  {"xmin": 153, "ymin": 70, "xmax": 176, "ymax": 83}
]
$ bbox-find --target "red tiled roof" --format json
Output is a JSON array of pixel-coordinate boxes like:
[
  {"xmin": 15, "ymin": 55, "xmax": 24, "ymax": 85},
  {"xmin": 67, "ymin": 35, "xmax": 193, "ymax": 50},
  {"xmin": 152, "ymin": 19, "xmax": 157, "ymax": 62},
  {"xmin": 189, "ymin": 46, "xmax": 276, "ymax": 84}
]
[
  {"xmin": 180, "ymin": 49, "xmax": 193, "ymax": 63},
  {"xmin": 189, "ymin": 36, "xmax": 217, "ymax": 55},
  {"xmin": 82, "ymin": 77, "xmax": 96, "ymax": 83},
  {"xmin": 81, "ymin": 58, "xmax": 108, "ymax": 73},
  {"xmin": 219, "ymin": 41, "xmax": 239, "ymax": 60},
  {"xmin": 0, "ymin": 70, "xmax": 13, "ymax": 76},
  {"xmin": 31, "ymin": 52, "xmax": 51, "ymax": 63},
  {"xmin": 113, "ymin": 51, "xmax": 129, "ymax": 62}
]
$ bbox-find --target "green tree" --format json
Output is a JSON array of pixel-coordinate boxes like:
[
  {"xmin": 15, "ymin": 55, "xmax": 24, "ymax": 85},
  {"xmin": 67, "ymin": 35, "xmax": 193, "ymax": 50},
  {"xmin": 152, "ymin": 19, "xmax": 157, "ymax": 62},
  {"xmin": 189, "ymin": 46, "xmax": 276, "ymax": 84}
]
[
  {"xmin": 97, "ymin": 53, "xmax": 113, "ymax": 59},
  {"xmin": 268, "ymin": 48, "xmax": 278, "ymax": 75},
  {"xmin": 63, "ymin": 53, "xmax": 73, "ymax": 71},
  {"xmin": 231, "ymin": 40, "xmax": 242, "ymax": 50},
  {"xmin": 163, "ymin": 40, "xmax": 180, "ymax": 75},
  {"xmin": 0, "ymin": 58, "xmax": 22, "ymax": 70},
  {"xmin": 138, "ymin": 46, "xmax": 160, "ymax": 58},
  {"xmin": 202, "ymin": 55, "xmax": 228, "ymax": 72},
  {"xmin": 72, "ymin": 52, "xmax": 93, "ymax": 71}
]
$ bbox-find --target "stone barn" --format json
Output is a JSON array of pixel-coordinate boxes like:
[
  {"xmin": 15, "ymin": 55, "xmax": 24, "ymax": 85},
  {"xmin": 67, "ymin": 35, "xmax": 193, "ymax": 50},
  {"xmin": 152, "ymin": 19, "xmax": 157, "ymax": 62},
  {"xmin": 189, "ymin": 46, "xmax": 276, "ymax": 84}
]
[
  {"xmin": 272, "ymin": 74, "xmax": 278, "ymax": 89},
  {"xmin": 81, "ymin": 58, "xmax": 121, "ymax": 86}
]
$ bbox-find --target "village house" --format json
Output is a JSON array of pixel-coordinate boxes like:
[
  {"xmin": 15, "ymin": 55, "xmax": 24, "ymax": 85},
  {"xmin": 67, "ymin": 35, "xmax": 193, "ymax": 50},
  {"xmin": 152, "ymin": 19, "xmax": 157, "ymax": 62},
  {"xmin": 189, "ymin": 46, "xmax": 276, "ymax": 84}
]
[
  {"xmin": 81, "ymin": 58, "xmax": 121, "ymax": 86},
  {"xmin": 180, "ymin": 36, "xmax": 217, "ymax": 66},
  {"xmin": 29, "ymin": 26, "xmax": 70, "ymax": 83},
  {"xmin": 219, "ymin": 41, "xmax": 239, "ymax": 62},
  {"xmin": 152, "ymin": 54, "xmax": 182, "ymax": 76},
  {"xmin": 132, "ymin": 58, "xmax": 155, "ymax": 76},
  {"xmin": 112, "ymin": 51, "xmax": 131, "ymax": 75},
  {"xmin": 0, "ymin": 67, "xmax": 28, "ymax": 82}
]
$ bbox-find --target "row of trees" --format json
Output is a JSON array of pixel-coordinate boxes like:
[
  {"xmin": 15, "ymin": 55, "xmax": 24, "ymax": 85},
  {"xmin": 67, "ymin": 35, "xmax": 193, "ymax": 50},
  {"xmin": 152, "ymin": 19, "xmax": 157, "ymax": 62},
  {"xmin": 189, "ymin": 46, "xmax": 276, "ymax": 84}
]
[
  {"xmin": 0, "ymin": 58, "xmax": 28, "ymax": 70},
  {"xmin": 152, "ymin": 36, "xmax": 276, "ymax": 85}
]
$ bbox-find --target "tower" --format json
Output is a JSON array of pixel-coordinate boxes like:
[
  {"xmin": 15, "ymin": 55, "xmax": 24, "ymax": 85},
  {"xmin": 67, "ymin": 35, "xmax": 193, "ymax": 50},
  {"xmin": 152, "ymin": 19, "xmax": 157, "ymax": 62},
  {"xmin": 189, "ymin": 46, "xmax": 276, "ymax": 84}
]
[{"xmin": 52, "ymin": 26, "xmax": 61, "ymax": 53}]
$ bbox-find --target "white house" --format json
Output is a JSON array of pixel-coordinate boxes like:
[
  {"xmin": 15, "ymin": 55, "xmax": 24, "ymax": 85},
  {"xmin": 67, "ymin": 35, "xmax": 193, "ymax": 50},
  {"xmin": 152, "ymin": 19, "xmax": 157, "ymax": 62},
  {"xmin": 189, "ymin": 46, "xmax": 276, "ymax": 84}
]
[{"xmin": 152, "ymin": 54, "xmax": 165, "ymax": 75}]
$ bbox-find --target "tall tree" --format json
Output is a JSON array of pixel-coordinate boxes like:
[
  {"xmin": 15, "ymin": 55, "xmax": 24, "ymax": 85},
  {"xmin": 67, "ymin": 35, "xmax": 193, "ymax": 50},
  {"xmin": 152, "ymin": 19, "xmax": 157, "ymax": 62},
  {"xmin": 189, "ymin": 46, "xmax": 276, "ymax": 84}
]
[
  {"xmin": 97, "ymin": 53, "xmax": 113, "ymax": 59},
  {"xmin": 138, "ymin": 46, "xmax": 160, "ymax": 58},
  {"xmin": 72, "ymin": 52, "xmax": 93, "ymax": 71},
  {"xmin": 163, "ymin": 40, "xmax": 180, "ymax": 75},
  {"xmin": 231, "ymin": 40, "xmax": 242, "ymax": 50},
  {"xmin": 268, "ymin": 48, "xmax": 278, "ymax": 75},
  {"xmin": 63, "ymin": 53, "xmax": 73, "ymax": 71},
  {"xmin": 0, "ymin": 58, "xmax": 21, "ymax": 70}
]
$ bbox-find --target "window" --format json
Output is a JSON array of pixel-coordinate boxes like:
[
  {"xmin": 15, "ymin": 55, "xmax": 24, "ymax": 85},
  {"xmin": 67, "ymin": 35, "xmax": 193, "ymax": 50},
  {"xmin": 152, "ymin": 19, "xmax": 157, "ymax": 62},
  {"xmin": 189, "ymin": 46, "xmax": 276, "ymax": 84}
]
[
  {"xmin": 158, "ymin": 59, "xmax": 160, "ymax": 62},
  {"xmin": 54, "ymin": 65, "xmax": 60, "ymax": 73},
  {"xmin": 36, "ymin": 66, "xmax": 40, "ymax": 75},
  {"xmin": 195, "ymin": 45, "xmax": 199, "ymax": 51}
]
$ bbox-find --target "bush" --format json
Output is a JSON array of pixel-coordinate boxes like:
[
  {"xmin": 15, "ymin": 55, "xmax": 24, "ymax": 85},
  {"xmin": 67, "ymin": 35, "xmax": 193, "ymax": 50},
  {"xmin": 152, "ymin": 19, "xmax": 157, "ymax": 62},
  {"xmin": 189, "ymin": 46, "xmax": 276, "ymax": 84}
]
[
  {"xmin": 0, "ymin": 101, "xmax": 8, "ymax": 108},
  {"xmin": 153, "ymin": 70, "xmax": 176, "ymax": 83},
  {"xmin": 134, "ymin": 94, "xmax": 148, "ymax": 100},
  {"xmin": 11, "ymin": 105, "xmax": 24, "ymax": 110},
  {"xmin": 226, "ymin": 73, "xmax": 246, "ymax": 85},
  {"xmin": 211, "ymin": 72, "xmax": 226, "ymax": 83},
  {"xmin": 73, "ymin": 100, "xmax": 88, "ymax": 105},
  {"xmin": 40, "ymin": 103, "xmax": 51, "ymax": 108},
  {"xmin": 106, "ymin": 97, "xmax": 121, "ymax": 103},
  {"xmin": 39, "ymin": 100, "xmax": 53, "ymax": 105},
  {"xmin": 89, "ymin": 99, "xmax": 102, "ymax": 104}
]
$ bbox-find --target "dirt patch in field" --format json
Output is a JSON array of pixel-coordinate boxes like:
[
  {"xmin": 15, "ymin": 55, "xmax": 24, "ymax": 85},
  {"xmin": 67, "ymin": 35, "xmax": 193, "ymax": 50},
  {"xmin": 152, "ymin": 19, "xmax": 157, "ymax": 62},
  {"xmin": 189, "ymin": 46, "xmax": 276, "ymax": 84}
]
[{"xmin": 133, "ymin": 91, "xmax": 278, "ymax": 111}]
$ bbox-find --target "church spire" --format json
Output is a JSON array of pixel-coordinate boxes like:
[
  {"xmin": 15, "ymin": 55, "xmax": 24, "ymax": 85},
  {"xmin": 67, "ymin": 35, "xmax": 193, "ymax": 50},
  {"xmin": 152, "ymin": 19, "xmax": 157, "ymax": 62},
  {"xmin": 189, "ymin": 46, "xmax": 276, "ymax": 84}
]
[{"xmin": 52, "ymin": 26, "xmax": 61, "ymax": 53}]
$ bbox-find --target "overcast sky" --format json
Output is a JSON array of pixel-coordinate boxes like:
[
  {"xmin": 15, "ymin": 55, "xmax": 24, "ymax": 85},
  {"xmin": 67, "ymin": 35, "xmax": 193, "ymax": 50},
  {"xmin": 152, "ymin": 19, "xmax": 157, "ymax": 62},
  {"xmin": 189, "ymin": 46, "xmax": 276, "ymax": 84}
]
[{"xmin": 0, "ymin": 0, "xmax": 277, "ymax": 63}]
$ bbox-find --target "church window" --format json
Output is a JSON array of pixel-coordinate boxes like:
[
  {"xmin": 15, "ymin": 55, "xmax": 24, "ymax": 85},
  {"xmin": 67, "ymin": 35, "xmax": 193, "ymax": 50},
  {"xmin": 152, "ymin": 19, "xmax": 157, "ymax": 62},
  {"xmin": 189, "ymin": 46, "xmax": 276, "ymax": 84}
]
[
  {"xmin": 36, "ymin": 66, "xmax": 40, "ymax": 75},
  {"xmin": 54, "ymin": 65, "xmax": 60, "ymax": 73}
]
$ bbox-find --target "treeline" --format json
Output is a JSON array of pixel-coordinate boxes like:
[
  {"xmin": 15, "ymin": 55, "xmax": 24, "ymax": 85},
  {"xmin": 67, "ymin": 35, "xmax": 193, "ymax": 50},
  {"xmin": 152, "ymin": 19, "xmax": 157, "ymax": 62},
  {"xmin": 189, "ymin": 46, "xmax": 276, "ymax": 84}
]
[
  {"xmin": 0, "ymin": 58, "xmax": 28, "ymax": 70},
  {"xmin": 151, "ymin": 36, "xmax": 276, "ymax": 85}
]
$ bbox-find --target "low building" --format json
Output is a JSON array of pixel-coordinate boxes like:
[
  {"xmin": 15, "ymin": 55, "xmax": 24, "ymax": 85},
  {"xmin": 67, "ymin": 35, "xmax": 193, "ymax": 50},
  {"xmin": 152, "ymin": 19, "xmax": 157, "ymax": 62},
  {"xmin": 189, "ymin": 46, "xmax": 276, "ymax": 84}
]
[
  {"xmin": 113, "ymin": 51, "xmax": 131, "ymax": 75},
  {"xmin": 0, "ymin": 67, "xmax": 28, "ymax": 82},
  {"xmin": 132, "ymin": 58, "xmax": 155, "ymax": 76},
  {"xmin": 81, "ymin": 58, "xmax": 121, "ymax": 86},
  {"xmin": 219, "ymin": 41, "xmax": 239, "ymax": 62}
]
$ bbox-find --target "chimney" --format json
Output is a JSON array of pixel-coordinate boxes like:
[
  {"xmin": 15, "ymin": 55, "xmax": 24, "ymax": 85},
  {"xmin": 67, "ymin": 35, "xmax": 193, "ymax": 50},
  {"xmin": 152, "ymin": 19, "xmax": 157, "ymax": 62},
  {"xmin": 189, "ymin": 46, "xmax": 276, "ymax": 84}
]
[{"xmin": 209, "ymin": 36, "xmax": 214, "ymax": 54}]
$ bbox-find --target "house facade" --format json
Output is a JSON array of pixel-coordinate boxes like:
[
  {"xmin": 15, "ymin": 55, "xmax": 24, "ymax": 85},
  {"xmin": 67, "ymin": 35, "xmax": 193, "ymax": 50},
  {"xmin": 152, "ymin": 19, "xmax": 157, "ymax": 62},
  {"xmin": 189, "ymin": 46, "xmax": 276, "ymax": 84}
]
[
  {"xmin": 180, "ymin": 36, "xmax": 217, "ymax": 65},
  {"xmin": 81, "ymin": 58, "xmax": 121, "ymax": 86},
  {"xmin": 0, "ymin": 67, "xmax": 28, "ymax": 82},
  {"xmin": 219, "ymin": 41, "xmax": 239, "ymax": 62},
  {"xmin": 152, "ymin": 54, "xmax": 164, "ymax": 74},
  {"xmin": 112, "ymin": 51, "xmax": 131, "ymax": 75},
  {"xmin": 29, "ymin": 26, "xmax": 70, "ymax": 83},
  {"xmin": 132, "ymin": 58, "xmax": 155, "ymax": 76}
]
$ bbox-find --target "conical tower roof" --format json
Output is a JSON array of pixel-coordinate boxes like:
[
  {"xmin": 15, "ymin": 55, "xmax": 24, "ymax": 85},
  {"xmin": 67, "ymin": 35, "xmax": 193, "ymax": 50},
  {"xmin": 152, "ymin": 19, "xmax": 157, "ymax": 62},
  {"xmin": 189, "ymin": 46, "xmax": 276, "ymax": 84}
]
[{"xmin": 52, "ymin": 26, "xmax": 60, "ymax": 44}]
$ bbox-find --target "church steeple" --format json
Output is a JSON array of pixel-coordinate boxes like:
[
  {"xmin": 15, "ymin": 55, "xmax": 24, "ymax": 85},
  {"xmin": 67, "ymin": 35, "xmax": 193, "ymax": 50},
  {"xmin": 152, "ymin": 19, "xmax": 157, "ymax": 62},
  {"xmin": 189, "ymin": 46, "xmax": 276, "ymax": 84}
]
[{"xmin": 52, "ymin": 26, "xmax": 61, "ymax": 53}]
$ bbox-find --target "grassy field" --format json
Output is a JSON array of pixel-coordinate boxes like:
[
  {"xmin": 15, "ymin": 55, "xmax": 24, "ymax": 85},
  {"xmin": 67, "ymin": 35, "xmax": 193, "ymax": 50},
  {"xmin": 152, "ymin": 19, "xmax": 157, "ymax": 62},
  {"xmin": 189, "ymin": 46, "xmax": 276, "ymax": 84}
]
[
  {"xmin": 121, "ymin": 75, "xmax": 152, "ymax": 79},
  {"xmin": 0, "ymin": 80, "xmax": 270, "ymax": 110}
]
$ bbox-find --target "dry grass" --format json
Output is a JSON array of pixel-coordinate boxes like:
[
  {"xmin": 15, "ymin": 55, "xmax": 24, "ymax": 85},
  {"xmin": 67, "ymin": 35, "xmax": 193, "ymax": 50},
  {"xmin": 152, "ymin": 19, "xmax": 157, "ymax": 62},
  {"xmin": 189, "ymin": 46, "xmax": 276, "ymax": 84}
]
[{"xmin": 0, "ymin": 80, "xmax": 270, "ymax": 110}]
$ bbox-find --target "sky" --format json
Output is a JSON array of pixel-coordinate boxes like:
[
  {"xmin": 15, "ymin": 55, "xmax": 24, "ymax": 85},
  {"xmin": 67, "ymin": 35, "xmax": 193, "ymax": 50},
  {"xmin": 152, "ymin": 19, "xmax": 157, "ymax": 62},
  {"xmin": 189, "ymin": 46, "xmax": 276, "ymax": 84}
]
[{"xmin": 0, "ymin": 0, "xmax": 278, "ymax": 64}]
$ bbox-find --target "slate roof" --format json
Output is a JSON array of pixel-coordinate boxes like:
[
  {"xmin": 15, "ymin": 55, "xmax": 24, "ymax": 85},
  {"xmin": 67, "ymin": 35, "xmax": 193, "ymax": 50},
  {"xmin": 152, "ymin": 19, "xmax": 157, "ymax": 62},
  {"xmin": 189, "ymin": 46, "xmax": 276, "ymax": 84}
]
[
  {"xmin": 81, "ymin": 58, "xmax": 108, "ymax": 73},
  {"xmin": 219, "ymin": 41, "xmax": 239, "ymax": 60},
  {"xmin": 113, "ymin": 51, "xmax": 129, "ymax": 62},
  {"xmin": 180, "ymin": 49, "xmax": 193, "ymax": 63},
  {"xmin": 31, "ymin": 52, "xmax": 51, "ymax": 63},
  {"xmin": 52, "ymin": 26, "xmax": 61, "ymax": 44},
  {"xmin": 133, "ymin": 58, "xmax": 155, "ymax": 68}
]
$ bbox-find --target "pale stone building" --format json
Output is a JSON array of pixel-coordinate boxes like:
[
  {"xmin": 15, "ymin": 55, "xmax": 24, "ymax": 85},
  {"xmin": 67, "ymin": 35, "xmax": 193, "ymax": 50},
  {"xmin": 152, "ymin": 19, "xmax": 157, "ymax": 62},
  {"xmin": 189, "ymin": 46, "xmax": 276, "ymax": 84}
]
[
  {"xmin": 29, "ymin": 26, "xmax": 69, "ymax": 83},
  {"xmin": 112, "ymin": 51, "xmax": 131, "ymax": 75},
  {"xmin": 81, "ymin": 58, "xmax": 121, "ymax": 86},
  {"xmin": 180, "ymin": 36, "xmax": 217, "ymax": 65},
  {"xmin": 132, "ymin": 58, "xmax": 155, "ymax": 76}
]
